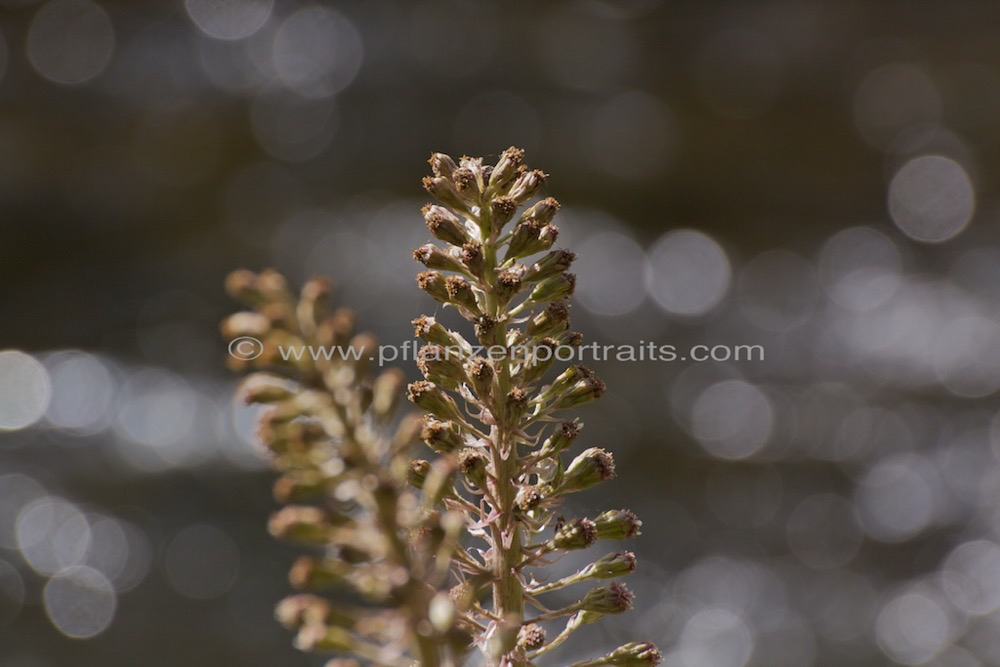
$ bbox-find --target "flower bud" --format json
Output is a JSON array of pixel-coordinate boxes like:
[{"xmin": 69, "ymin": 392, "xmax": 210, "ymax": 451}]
[
  {"xmin": 474, "ymin": 315, "xmax": 501, "ymax": 346},
  {"xmin": 452, "ymin": 166, "xmax": 477, "ymax": 193},
  {"xmin": 517, "ymin": 623, "xmax": 546, "ymax": 651},
  {"xmin": 521, "ymin": 196, "xmax": 560, "ymax": 225},
  {"xmin": 417, "ymin": 345, "xmax": 466, "ymax": 389},
  {"xmin": 553, "ymin": 375, "xmax": 606, "ymax": 410},
  {"xmin": 598, "ymin": 642, "xmax": 663, "ymax": 666},
  {"xmin": 518, "ymin": 337, "xmax": 559, "ymax": 386},
  {"xmin": 408, "ymin": 459, "xmax": 431, "ymax": 489},
  {"xmin": 372, "ymin": 368, "xmax": 405, "ymax": 420},
  {"xmin": 445, "ymin": 275, "xmax": 480, "ymax": 314},
  {"xmin": 541, "ymin": 420, "xmax": 581, "ymax": 455},
  {"xmin": 458, "ymin": 449, "xmax": 489, "ymax": 489},
  {"xmin": 515, "ymin": 485, "xmax": 543, "ymax": 512},
  {"xmin": 579, "ymin": 551, "xmax": 637, "ymax": 580},
  {"xmin": 524, "ymin": 249, "xmax": 576, "ymax": 283},
  {"xmin": 429, "ymin": 152, "xmax": 458, "ymax": 178},
  {"xmin": 221, "ymin": 311, "xmax": 271, "ymax": 338},
  {"xmin": 505, "ymin": 219, "xmax": 559, "ymax": 261},
  {"xmin": 526, "ymin": 301, "xmax": 571, "ymax": 339},
  {"xmin": 559, "ymin": 447, "xmax": 616, "ymax": 494},
  {"xmin": 504, "ymin": 387, "xmax": 528, "ymax": 429},
  {"xmin": 413, "ymin": 244, "xmax": 466, "ymax": 273},
  {"xmin": 593, "ymin": 510, "xmax": 642, "ymax": 539},
  {"xmin": 273, "ymin": 471, "xmax": 328, "ymax": 504},
  {"xmin": 289, "ymin": 556, "xmax": 351, "ymax": 590},
  {"xmin": 225, "ymin": 269, "xmax": 262, "ymax": 304},
  {"xmin": 508, "ymin": 169, "xmax": 547, "ymax": 204},
  {"xmin": 490, "ymin": 196, "xmax": 517, "ymax": 228},
  {"xmin": 274, "ymin": 594, "xmax": 332, "ymax": 630},
  {"xmin": 552, "ymin": 517, "xmax": 598, "ymax": 550},
  {"xmin": 528, "ymin": 272, "xmax": 575, "ymax": 303},
  {"xmin": 417, "ymin": 271, "xmax": 450, "ymax": 303},
  {"xmin": 490, "ymin": 146, "xmax": 525, "ymax": 188},
  {"xmin": 422, "ymin": 203, "xmax": 469, "ymax": 245},
  {"xmin": 421, "ymin": 417, "xmax": 465, "ymax": 454},
  {"xmin": 240, "ymin": 373, "xmax": 295, "ymax": 404},
  {"xmin": 412, "ymin": 315, "xmax": 466, "ymax": 350},
  {"xmin": 579, "ymin": 582, "xmax": 634, "ymax": 615},
  {"xmin": 423, "ymin": 176, "xmax": 469, "ymax": 213},
  {"xmin": 466, "ymin": 356, "xmax": 494, "ymax": 398},
  {"xmin": 461, "ymin": 242, "xmax": 486, "ymax": 278},
  {"xmin": 406, "ymin": 381, "xmax": 464, "ymax": 422},
  {"xmin": 269, "ymin": 506, "xmax": 338, "ymax": 545},
  {"xmin": 497, "ymin": 269, "xmax": 523, "ymax": 303},
  {"xmin": 294, "ymin": 624, "xmax": 354, "ymax": 652}
]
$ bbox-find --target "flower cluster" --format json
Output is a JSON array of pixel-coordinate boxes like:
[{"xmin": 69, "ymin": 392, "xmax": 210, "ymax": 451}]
[
  {"xmin": 222, "ymin": 149, "xmax": 660, "ymax": 667},
  {"xmin": 222, "ymin": 270, "xmax": 469, "ymax": 666},
  {"xmin": 410, "ymin": 148, "xmax": 660, "ymax": 666}
]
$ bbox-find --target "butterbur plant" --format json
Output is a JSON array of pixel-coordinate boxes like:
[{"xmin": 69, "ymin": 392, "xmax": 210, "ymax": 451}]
[{"xmin": 222, "ymin": 148, "xmax": 660, "ymax": 667}]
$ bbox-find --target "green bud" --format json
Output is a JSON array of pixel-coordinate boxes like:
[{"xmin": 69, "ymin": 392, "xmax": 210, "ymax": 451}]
[
  {"xmin": 490, "ymin": 196, "xmax": 517, "ymax": 228},
  {"xmin": 508, "ymin": 168, "xmax": 547, "ymax": 204},
  {"xmin": 517, "ymin": 622, "xmax": 546, "ymax": 651},
  {"xmin": 445, "ymin": 275, "xmax": 480, "ymax": 314},
  {"xmin": 412, "ymin": 315, "xmax": 465, "ymax": 350},
  {"xmin": 553, "ymin": 375, "xmax": 606, "ymax": 410},
  {"xmin": 289, "ymin": 556, "xmax": 351, "ymax": 590},
  {"xmin": 578, "ymin": 582, "xmax": 634, "ymax": 615},
  {"xmin": 496, "ymin": 269, "xmax": 524, "ymax": 303},
  {"xmin": 490, "ymin": 146, "xmax": 525, "ymax": 188},
  {"xmin": 593, "ymin": 510, "xmax": 642, "ymax": 540},
  {"xmin": 518, "ymin": 337, "xmax": 558, "ymax": 386},
  {"xmin": 417, "ymin": 344, "xmax": 466, "ymax": 389},
  {"xmin": 408, "ymin": 459, "xmax": 431, "ymax": 489},
  {"xmin": 598, "ymin": 642, "xmax": 663, "ymax": 666},
  {"xmin": 429, "ymin": 152, "xmax": 458, "ymax": 178},
  {"xmin": 458, "ymin": 449, "xmax": 489, "ymax": 489},
  {"xmin": 461, "ymin": 242, "xmax": 486, "ymax": 278},
  {"xmin": 422, "ymin": 458, "xmax": 458, "ymax": 507},
  {"xmin": 579, "ymin": 551, "xmax": 637, "ymax": 580},
  {"xmin": 559, "ymin": 447, "xmax": 616, "ymax": 494},
  {"xmin": 371, "ymin": 368, "xmax": 405, "ymax": 420},
  {"xmin": 524, "ymin": 249, "xmax": 576, "ymax": 283},
  {"xmin": 552, "ymin": 518, "xmax": 598, "ymax": 550},
  {"xmin": 272, "ymin": 471, "xmax": 329, "ymax": 504},
  {"xmin": 406, "ymin": 380, "xmax": 464, "ymax": 422},
  {"xmin": 269, "ymin": 506, "xmax": 337, "ymax": 545},
  {"xmin": 515, "ymin": 485, "xmax": 543, "ymax": 512},
  {"xmin": 506, "ymin": 219, "xmax": 556, "ymax": 260},
  {"xmin": 294, "ymin": 623, "xmax": 354, "ymax": 652},
  {"xmin": 421, "ymin": 417, "xmax": 465, "ymax": 454},
  {"xmin": 422, "ymin": 203, "xmax": 469, "ymax": 245},
  {"xmin": 423, "ymin": 176, "xmax": 469, "ymax": 214},
  {"xmin": 527, "ymin": 301, "xmax": 570, "ymax": 339},
  {"xmin": 274, "ymin": 594, "xmax": 332, "ymax": 630},
  {"xmin": 541, "ymin": 420, "xmax": 581, "ymax": 455},
  {"xmin": 239, "ymin": 373, "xmax": 295, "ymax": 404},
  {"xmin": 413, "ymin": 244, "xmax": 466, "ymax": 273},
  {"xmin": 466, "ymin": 356, "xmax": 494, "ymax": 398},
  {"xmin": 417, "ymin": 271, "xmax": 450, "ymax": 303},
  {"xmin": 528, "ymin": 272, "xmax": 575, "ymax": 303}
]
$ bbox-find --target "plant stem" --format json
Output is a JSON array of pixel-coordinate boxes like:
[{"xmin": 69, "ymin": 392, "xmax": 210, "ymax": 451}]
[{"xmin": 483, "ymin": 211, "xmax": 523, "ymax": 665}]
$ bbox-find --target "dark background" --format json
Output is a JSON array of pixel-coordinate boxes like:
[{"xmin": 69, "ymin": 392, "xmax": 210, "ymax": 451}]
[{"xmin": 2, "ymin": 1, "xmax": 1000, "ymax": 665}]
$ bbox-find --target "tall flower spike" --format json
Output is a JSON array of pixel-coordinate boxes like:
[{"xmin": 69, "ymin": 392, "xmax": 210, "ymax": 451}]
[{"xmin": 411, "ymin": 148, "xmax": 659, "ymax": 666}]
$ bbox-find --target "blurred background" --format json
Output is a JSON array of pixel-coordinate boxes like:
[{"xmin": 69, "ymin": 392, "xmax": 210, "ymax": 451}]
[{"xmin": 2, "ymin": 0, "xmax": 1000, "ymax": 665}]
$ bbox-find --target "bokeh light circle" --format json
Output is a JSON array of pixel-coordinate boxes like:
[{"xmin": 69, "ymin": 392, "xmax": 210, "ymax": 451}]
[
  {"xmin": 43, "ymin": 566, "xmax": 117, "ymax": 639},
  {"xmin": 646, "ymin": 229, "xmax": 731, "ymax": 317},
  {"xmin": 27, "ymin": 0, "xmax": 114, "ymax": 85},
  {"xmin": 889, "ymin": 155, "xmax": 974, "ymax": 243},
  {"xmin": 0, "ymin": 351, "xmax": 51, "ymax": 430},
  {"xmin": 185, "ymin": 0, "xmax": 273, "ymax": 41}
]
